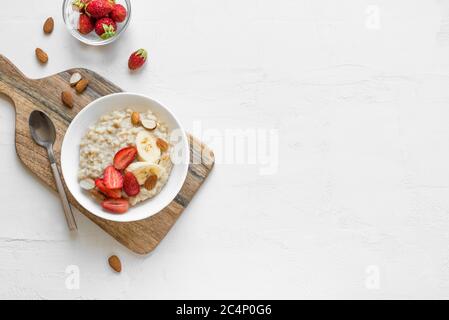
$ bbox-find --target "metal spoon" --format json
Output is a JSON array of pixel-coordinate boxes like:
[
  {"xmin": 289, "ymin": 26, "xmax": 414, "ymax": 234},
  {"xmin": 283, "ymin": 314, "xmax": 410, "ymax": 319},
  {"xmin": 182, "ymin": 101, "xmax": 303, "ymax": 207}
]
[{"xmin": 29, "ymin": 111, "xmax": 77, "ymax": 231}]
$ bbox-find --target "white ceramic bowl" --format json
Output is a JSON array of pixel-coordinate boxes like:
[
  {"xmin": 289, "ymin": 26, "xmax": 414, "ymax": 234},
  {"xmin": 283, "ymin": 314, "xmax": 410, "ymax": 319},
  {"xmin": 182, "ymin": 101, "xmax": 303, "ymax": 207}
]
[{"xmin": 61, "ymin": 93, "xmax": 190, "ymax": 222}]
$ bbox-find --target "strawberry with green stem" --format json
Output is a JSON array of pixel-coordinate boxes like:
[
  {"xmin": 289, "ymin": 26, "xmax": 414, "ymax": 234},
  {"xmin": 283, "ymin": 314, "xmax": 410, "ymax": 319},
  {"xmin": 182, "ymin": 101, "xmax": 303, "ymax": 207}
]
[
  {"xmin": 128, "ymin": 49, "xmax": 148, "ymax": 70},
  {"xmin": 95, "ymin": 17, "xmax": 117, "ymax": 39},
  {"xmin": 73, "ymin": 0, "xmax": 91, "ymax": 11}
]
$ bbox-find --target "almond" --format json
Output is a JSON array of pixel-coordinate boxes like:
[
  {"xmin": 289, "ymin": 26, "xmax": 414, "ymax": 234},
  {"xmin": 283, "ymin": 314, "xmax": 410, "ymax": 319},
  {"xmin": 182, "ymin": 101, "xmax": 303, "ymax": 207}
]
[
  {"xmin": 35, "ymin": 48, "xmax": 48, "ymax": 64},
  {"xmin": 141, "ymin": 119, "xmax": 157, "ymax": 130},
  {"xmin": 131, "ymin": 112, "xmax": 140, "ymax": 125},
  {"xmin": 80, "ymin": 178, "xmax": 95, "ymax": 190},
  {"xmin": 43, "ymin": 17, "xmax": 54, "ymax": 34},
  {"xmin": 61, "ymin": 91, "xmax": 73, "ymax": 108},
  {"xmin": 108, "ymin": 255, "xmax": 122, "ymax": 273},
  {"xmin": 156, "ymin": 138, "xmax": 169, "ymax": 152},
  {"xmin": 75, "ymin": 79, "xmax": 89, "ymax": 94},
  {"xmin": 89, "ymin": 189, "xmax": 105, "ymax": 202},
  {"xmin": 144, "ymin": 174, "xmax": 158, "ymax": 191},
  {"xmin": 70, "ymin": 72, "xmax": 82, "ymax": 87}
]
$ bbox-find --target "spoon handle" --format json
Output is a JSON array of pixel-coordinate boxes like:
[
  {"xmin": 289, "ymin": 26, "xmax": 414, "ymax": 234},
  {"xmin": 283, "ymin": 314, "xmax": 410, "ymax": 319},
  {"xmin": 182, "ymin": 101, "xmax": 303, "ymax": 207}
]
[{"xmin": 50, "ymin": 162, "xmax": 78, "ymax": 231}]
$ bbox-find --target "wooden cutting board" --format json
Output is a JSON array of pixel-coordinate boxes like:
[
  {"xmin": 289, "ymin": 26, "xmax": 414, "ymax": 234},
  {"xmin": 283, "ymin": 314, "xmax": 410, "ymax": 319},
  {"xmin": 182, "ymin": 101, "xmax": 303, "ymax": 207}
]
[{"xmin": 0, "ymin": 54, "xmax": 214, "ymax": 255}]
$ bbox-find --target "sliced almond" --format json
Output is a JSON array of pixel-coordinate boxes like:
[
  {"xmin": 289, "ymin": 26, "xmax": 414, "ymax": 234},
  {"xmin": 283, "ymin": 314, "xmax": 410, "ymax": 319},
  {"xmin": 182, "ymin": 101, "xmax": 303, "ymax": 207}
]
[
  {"xmin": 75, "ymin": 78, "xmax": 89, "ymax": 94},
  {"xmin": 108, "ymin": 255, "xmax": 122, "ymax": 273},
  {"xmin": 156, "ymin": 138, "xmax": 169, "ymax": 152},
  {"xmin": 70, "ymin": 72, "xmax": 82, "ymax": 87},
  {"xmin": 61, "ymin": 91, "xmax": 73, "ymax": 108},
  {"xmin": 144, "ymin": 174, "xmax": 158, "ymax": 191},
  {"xmin": 141, "ymin": 119, "xmax": 157, "ymax": 130},
  {"xmin": 35, "ymin": 48, "xmax": 48, "ymax": 64},
  {"xmin": 131, "ymin": 112, "xmax": 140, "ymax": 125},
  {"xmin": 43, "ymin": 17, "xmax": 54, "ymax": 34},
  {"xmin": 80, "ymin": 178, "xmax": 95, "ymax": 190}
]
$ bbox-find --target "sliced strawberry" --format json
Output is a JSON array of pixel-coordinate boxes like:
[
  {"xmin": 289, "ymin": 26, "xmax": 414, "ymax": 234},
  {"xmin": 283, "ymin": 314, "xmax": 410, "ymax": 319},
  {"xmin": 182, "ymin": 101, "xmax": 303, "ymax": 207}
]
[
  {"xmin": 101, "ymin": 199, "xmax": 129, "ymax": 214},
  {"xmin": 113, "ymin": 146, "xmax": 137, "ymax": 170},
  {"xmin": 123, "ymin": 172, "xmax": 140, "ymax": 197},
  {"xmin": 103, "ymin": 165, "xmax": 123, "ymax": 189},
  {"xmin": 95, "ymin": 178, "xmax": 122, "ymax": 199}
]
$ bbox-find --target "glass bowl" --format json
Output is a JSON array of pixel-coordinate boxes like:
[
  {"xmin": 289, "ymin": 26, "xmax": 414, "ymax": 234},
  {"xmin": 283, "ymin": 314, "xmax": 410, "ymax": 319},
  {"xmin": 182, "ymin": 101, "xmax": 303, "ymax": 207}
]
[{"xmin": 62, "ymin": 0, "xmax": 131, "ymax": 46}]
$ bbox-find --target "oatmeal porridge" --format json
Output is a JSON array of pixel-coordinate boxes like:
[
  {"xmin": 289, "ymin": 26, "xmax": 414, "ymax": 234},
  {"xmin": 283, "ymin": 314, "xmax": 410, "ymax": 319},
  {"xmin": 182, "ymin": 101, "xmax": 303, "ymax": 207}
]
[{"xmin": 77, "ymin": 108, "xmax": 173, "ymax": 213}]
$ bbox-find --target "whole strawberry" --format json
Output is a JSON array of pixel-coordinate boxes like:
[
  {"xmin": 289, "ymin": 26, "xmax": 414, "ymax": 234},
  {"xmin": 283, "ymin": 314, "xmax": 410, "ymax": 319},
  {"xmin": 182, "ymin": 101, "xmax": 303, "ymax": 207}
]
[
  {"xmin": 78, "ymin": 13, "xmax": 95, "ymax": 34},
  {"xmin": 86, "ymin": 0, "xmax": 114, "ymax": 18},
  {"xmin": 128, "ymin": 49, "xmax": 148, "ymax": 70},
  {"xmin": 110, "ymin": 4, "xmax": 127, "ymax": 23},
  {"xmin": 95, "ymin": 18, "xmax": 117, "ymax": 39}
]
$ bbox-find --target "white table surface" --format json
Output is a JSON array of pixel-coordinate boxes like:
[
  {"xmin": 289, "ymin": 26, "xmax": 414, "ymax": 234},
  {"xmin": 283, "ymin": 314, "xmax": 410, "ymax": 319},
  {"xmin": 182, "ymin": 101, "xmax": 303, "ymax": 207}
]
[{"xmin": 1, "ymin": 0, "xmax": 449, "ymax": 299}]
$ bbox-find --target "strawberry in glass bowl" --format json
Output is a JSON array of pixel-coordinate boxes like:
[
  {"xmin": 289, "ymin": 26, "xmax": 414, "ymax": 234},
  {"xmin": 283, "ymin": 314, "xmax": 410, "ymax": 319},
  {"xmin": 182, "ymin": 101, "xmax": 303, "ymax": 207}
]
[{"xmin": 63, "ymin": 0, "xmax": 131, "ymax": 46}]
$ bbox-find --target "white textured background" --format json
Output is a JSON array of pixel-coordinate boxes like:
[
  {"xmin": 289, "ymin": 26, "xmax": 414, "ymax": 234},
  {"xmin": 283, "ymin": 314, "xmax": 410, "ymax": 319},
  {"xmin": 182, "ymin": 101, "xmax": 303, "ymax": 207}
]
[{"xmin": 1, "ymin": 0, "xmax": 449, "ymax": 299}]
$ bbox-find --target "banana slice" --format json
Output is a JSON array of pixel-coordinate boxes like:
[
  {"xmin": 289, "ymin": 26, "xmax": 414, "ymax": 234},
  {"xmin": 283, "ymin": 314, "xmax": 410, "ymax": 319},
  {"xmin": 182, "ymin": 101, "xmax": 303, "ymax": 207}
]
[
  {"xmin": 126, "ymin": 162, "xmax": 166, "ymax": 185},
  {"xmin": 136, "ymin": 131, "xmax": 161, "ymax": 164}
]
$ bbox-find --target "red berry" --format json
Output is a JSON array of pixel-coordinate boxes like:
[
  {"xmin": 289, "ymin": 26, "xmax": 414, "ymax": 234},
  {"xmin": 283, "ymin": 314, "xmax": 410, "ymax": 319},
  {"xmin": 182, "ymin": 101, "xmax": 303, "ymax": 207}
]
[
  {"xmin": 95, "ymin": 178, "xmax": 122, "ymax": 199},
  {"xmin": 78, "ymin": 13, "xmax": 94, "ymax": 34},
  {"xmin": 123, "ymin": 172, "xmax": 140, "ymax": 197},
  {"xmin": 85, "ymin": 0, "xmax": 114, "ymax": 18},
  {"xmin": 103, "ymin": 165, "xmax": 123, "ymax": 189},
  {"xmin": 113, "ymin": 146, "xmax": 137, "ymax": 170},
  {"xmin": 110, "ymin": 4, "xmax": 127, "ymax": 23},
  {"xmin": 95, "ymin": 17, "xmax": 117, "ymax": 39},
  {"xmin": 128, "ymin": 49, "xmax": 148, "ymax": 70},
  {"xmin": 101, "ymin": 199, "xmax": 129, "ymax": 214}
]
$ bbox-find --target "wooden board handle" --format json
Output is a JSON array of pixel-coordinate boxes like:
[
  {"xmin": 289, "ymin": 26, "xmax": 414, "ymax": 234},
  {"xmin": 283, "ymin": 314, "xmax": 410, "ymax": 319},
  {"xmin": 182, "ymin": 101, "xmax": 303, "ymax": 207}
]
[{"xmin": 0, "ymin": 54, "xmax": 28, "ymax": 99}]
